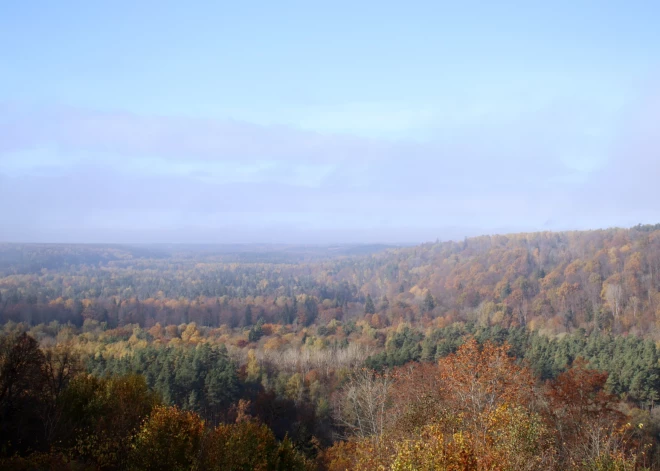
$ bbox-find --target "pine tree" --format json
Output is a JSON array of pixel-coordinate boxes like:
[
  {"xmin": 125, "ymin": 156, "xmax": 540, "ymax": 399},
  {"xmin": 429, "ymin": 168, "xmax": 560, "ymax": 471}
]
[
  {"xmin": 364, "ymin": 294, "xmax": 376, "ymax": 314},
  {"xmin": 156, "ymin": 365, "xmax": 175, "ymax": 405},
  {"xmin": 423, "ymin": 292, "xmax": 435, "ymax": 313},
  {"xmin": 186, "ymin": 389, "xmax": 200, "ymax": 412}
]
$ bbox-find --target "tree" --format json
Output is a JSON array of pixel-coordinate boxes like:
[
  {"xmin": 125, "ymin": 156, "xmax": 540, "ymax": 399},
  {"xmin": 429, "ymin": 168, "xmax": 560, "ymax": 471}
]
[
  {"xmin": 132, "ymin": 405, "xmax": 205, "ymax": 471},
  {"xmin": 303, "ymin": 297, "xmax": 318, "ymax": 326},
  {"xmin": 546, "ymin": 359, "xmax": 627, "ymax": 467},
  {"xmin": 0, "ymin": 333, "xmax": 49, "ymax": 456},
  {"xmin": 204, "ymin": 348, "xmax": 239, "ymax": 420},
  {"xmin": 59, "ymin": 374, "xmax": 159, "ymax": 469},
  {"xmin": 244, "ymin": 305, "xmax": 253, "ymax": 327},
  {"xmin": 423, "ymin": 291, "xmax": 435, "ymax": 313},
  {"xmin": 41, "ymin": 342, "xmax": 81, "ymax": 443},
  {"xmin": 199, "ymin": 420, "xmax": 311, "ymax": 471},
  {"xmin": 380, "ymin": 296, "xmax": 390, "ymax": 312},
  {"xmin": 248, "ymin": 319, "xmax": 264, "ymax": 343},
  {"xmin": 602, "ymin": 281, "xmax": 624, "ymax": 320},
  {"xmin": 246, "ymin": 349, "xmax": 261, "ymax": 383},
  {"xmin": 364, "ymin": 295, "xmax": 376, "ymax": 315},
  {"xmin": 334, "ymin": 368, "xmax": 392, "ymax": 439}
]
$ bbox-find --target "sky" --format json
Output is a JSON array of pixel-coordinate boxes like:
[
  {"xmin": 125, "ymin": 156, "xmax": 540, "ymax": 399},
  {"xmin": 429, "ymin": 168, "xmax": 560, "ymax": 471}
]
[{"xmin": 1, "ymin": 1, "xmax": 659, "ymax": 244}]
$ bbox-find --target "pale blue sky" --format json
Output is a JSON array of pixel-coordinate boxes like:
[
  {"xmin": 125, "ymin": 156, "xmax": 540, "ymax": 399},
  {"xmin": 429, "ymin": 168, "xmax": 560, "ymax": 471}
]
[{"xmin": 1, "ymin": 1, "xmax": 659, "ymax": 243}]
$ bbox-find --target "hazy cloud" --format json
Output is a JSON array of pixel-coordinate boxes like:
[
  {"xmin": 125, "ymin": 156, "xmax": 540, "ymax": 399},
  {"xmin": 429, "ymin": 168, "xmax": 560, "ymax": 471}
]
[
  {"xmin": 0, "ymin": 104, "xmax": 396, "ymax": 164},
  {"xmin": 0, "ymin": 92, "xmax": 658, "ymax": 243}
]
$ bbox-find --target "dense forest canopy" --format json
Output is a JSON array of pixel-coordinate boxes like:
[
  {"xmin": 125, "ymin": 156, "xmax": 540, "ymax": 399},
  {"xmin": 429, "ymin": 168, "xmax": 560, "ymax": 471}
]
[
  {"xmin": 3, "ymin": 225, "xmax": 660, "ymax": 337},
  {"xmin": 4, "ymin": 226, "xmax": 660, "ymax": 469}
]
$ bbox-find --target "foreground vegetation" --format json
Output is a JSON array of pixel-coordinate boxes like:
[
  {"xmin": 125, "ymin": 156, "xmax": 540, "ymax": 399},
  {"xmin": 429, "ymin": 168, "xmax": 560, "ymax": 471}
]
[{"xmin": 2, "ymin": 321, "xmax": 660, "ymax": 469}]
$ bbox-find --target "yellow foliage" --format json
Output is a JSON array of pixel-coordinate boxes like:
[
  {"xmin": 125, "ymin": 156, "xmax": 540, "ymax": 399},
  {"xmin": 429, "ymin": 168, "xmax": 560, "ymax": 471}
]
[{"xmin": 246, "ymin": 349, "xmax": 261, "ymax": 382}]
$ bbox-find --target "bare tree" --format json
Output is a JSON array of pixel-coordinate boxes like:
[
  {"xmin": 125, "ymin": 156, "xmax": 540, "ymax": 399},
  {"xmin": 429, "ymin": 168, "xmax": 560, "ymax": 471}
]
[
  {"xmin": 333, "ymin": 368, "xmax": 392, "ymax": 439},
  {"xmin": 603, "ymin": 282, "xmax": 623, "ymax": 320}
]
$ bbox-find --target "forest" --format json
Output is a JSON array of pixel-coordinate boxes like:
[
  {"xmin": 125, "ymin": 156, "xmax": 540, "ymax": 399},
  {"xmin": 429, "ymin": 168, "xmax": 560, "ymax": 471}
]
[{"xmin": 3, "ymin": 225, "xmax": 660, "ymax": 469}]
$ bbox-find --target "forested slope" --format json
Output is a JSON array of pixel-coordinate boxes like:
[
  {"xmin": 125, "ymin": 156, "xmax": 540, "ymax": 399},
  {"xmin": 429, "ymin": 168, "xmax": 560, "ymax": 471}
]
[{"xmin": 2, "ymin": 225, "xmax": 660, "ymax": 337}]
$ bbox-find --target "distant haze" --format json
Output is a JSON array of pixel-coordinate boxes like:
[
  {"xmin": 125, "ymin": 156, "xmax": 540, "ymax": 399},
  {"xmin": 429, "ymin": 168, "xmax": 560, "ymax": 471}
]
[{"xmin": 1, "ymin": 2, "xmax": 659, "ymax": 244}]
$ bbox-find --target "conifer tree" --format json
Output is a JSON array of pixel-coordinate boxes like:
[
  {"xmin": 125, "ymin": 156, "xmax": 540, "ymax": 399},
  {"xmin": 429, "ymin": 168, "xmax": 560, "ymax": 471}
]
[
  {"xmin": 423, "ymin": 292, "xmax": 435, "ymax": 312},
  {"xmin": 364, "ymin": 294, "xmax": 376, "ymax": 315}
]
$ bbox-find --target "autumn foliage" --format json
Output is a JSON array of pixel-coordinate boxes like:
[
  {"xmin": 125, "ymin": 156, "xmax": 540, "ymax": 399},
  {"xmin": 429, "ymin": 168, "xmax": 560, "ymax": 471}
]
[
  {"xmin": 3, "ymin": 228, "xmax": 660, "ymax": 469},
  {"xmin": 324, "ymin": 339, "xmax": 646, "ymax": 471},
  {"xmin": 5, "ymin": 225, "xmax": 660, "ymax": 339}
]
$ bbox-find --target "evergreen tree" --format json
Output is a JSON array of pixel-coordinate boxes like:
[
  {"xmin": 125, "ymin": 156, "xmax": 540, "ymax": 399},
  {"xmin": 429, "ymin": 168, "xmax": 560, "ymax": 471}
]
[
  {"xmin": 423, "ymin": 292, "xmax": 435, "ymax": 313},
  {"xmin": 303, "ymin": 297, "xmax": 318, "ymax": 326},
  {"xmin": 244, "ymin": 305, "xmax": 253, "ymax": 327},
  {"xmin": 281, "ymin": 302, "xmax": 294, "ymax": 324},
  {"xmin": 364, "ymin": 294, "xmax": 376, "ymax": 315},
  {"xmin": 155, "ymin": 364, "xmax": 175, "ymax": 405},
  {"xmin": 204, "ymin": 346, "xmax": 239, "ymax": 413},
  {"xmin": 500, "ymin": 281, "xmax": 512, "ymax": 299},
  {"xmin": 186, "ymin": 389, "xmax": 200, "ymax": 412},
  {"xmin": 248, "ymin": 319, "xmax": 264, "ymax": 342}
]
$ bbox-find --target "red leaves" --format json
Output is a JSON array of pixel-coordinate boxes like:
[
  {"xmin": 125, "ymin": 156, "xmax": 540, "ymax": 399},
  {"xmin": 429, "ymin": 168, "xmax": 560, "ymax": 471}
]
[
  {"xmin": 547, "ymin": 358, "xmax": 615, "ymax": 418},
  {"xmin": 436, "ymin": 339, "xmax": 536, "ymax": 417},
  {"xmin": 545, "ymin": 358, "xmax": 629, "ymax": 466}
]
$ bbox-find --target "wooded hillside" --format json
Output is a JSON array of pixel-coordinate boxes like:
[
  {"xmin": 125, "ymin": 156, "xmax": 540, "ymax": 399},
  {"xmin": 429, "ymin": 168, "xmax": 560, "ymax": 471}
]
[{"xmin": 2, "ymin": 225, "xmax": 660, "ymax": 337}]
